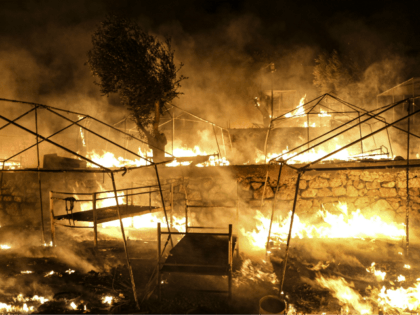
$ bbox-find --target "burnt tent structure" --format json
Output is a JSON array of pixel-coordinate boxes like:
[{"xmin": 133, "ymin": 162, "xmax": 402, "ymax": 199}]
[
  {"xmin": 264, "ymin": 93, "xmax": 399, "ymax": 163},
  {"xmin": 0, "ymin": 97, "xmax": 177, "ymax": 309},
  {"xmin": 260, "ymin": 96, "xmax": 420, "ymax": 295}
]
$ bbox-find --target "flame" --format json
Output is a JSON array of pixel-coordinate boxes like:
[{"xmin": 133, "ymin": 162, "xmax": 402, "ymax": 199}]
[
  {"xmin": 303, "ymin": 121, "xmax": 316, "ymax": 128},
  {"xmin": 241, "ymin": 203, "xmax": 406, "ymax": 250},
  {"xmin": 318, "ymin": 108, "xmax": 331, "ymax": 117},
  {"xmin": 44, "ymin": 270, "xmax": 55, "ymax": 277},
  {"xmin": 102, "ymin": 296, "xmax": 113, "ymax": 304},
  {"xmin": 1, "ymin": 244, "xmax": 11, "ymax": 249},
  {"xmin": 397, "ymin": 275, "xmax": 406, "ymax": 282},
  {"xmin": 377, "ymin": 283, "xmax": 420, "ymax": 312},
  {"xmin": 285, "ymin": 94, "xmax": 306, "ymax": 118},
  {"xmin": 366, "ymin": 262, "xmax": 386, "ymax": 281},
  {"xmin": 316, "ymin": 274, "xmax": 372, "ymax": 314},
  {"xmin": 86, "ymin": 148, "xmax": 151, "ymax": 168},
  {"xmin": 102, "ymin": 212, "xmax": 186, "ymax": 233},
  {"xmin": 234, "ymin": 259, "xmax": 279, "ymax": 286},
  {"xmin": 65, "ymin": 269, "xmax": 75, "ymax": 274},
  {"xmin": 260, "ymin": 144, "xmax": 389, "ymax": 164},
  {"xmin": 0, "ymin": 294, "xmax": 49, "ymax": 313},
  {"xmin": 166, "ymin": 146, "xmax": 230, "ymax": 167},
  {"xmin": 20, "ymin": 270, "xmax": 34, "ymax": 274},
  {"xmin": 79, "ymin": 184, "xmax": 125, "ymax": 212},
  {"xmin": 70, "ymin": 301, "xmax": 77, "ymax": 309},
  {"xmin": 78, "ymin": 115, "xmax": 86, "ymax": 147},
  {"xmin": 404, "ymin": 264, "xmax": 411, "ymax": 269},
  {"xmin": 1, "ymin": 160, "xmax": 20, "ymax": 170}
]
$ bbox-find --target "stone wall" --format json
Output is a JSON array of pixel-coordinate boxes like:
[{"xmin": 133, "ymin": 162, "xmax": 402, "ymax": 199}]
[{"xmin": 1, "ymin": 162, "xmax": 419, "ymax": 237}]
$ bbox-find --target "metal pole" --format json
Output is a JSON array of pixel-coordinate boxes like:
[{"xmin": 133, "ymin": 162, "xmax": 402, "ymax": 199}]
[
  {"xmin": 172, "ymin": 106, "xmax": 175, "ymax": 155},
  {"xmin": 358, "ymin": 114, "xmax": 364, "ymax": 156},
  {"xmin": 263, "ymin": 123, "xmax": 272, "ymax": 164},
  {"xmin": 406, "ymin": 100, "xmax": 410, "ymax": 257},
  {"xmin": 267, "ymin": 163, "xmax": 283, "ymax": 254},
  {"xmin": 212, "ymin": 125, "xmax": 222, "ymax": 158},
  {"xmin": 154, "ymin": 165, "xmax": 174, "ymax": 247},
  {"xmin": 220, "ymin": 127, "xmax": 227, "ymax": 157},
  {"xmin": 306, "ymin": 115, "xmax": 309, "ymax": 162},
  {"xmin": 35, "ymin": 108, "xmax": 45, "ymax": 244},
  {"xmin": 157, "ymin": 222, "xmax": 162, "ymax": 302},
  {"xmin": 279, "ymin": 172, "xmax": 302, "ymax": 294},
  {"xmin": 109, "ymin": 171, "xmax": 140, "ymax": 310}
]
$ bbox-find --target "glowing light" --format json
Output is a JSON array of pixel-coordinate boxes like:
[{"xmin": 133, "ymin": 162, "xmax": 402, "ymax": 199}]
[
  {"xmin": 366, "ymin": 262, "xmax": 386, "ymax": 281},
  {"xmin": 404, "ymin": 264, "xmax": 411, "ymax": 269},
  {"xmin": 316, "ymin": 274, "xmax": 372, "ymax": 314},
  {"xmin": 44, "ymin": 270, "xmax": 55, "ymax": 277},
  {"xmin": 102, "ymin": 296, "xmax": 113, "ymax": 304},
  {"xmin": 318, "ymin": 108, "xmax": 331, "ymax": 117},
  {"xmin": 398, "ymin": 275, "xmax": 406, "ymax": 282},
  {"xmin": 70, "ymin": 302, "xmax": 77, "ymax": 309},
  {"xmin": 1, "ymin": 244, "xmax": 11, "ymax": 249},
  {"xmin": 241, "ymin": 203, "xmax": 406, "ymax": 250},
  {"xmin": 65, "ymin": 269, "xmax": 75, "ymax": 274},
  {"xmin": 285, "ymin": 94, "xmax": 306, "ymax": 118},
  {"xmin": 20, "ymin": 271, "xmax": 34, "ymax": 274}
]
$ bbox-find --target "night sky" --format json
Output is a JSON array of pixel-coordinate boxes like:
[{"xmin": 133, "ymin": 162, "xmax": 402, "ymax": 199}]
[{"xmin": 1, "ymin": 0, "xmax": 419, "ymax": 127}]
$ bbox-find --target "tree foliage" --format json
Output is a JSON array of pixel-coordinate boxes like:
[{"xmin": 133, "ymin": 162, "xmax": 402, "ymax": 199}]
[{"xmin": 87, "ymin": 15, "xmax": 187, "ymax": 146}]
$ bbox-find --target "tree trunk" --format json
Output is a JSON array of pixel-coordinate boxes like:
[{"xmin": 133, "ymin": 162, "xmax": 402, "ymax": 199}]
[{"xmin": 134, "ymin": 101, "xmax": 167, "ymax": 163}]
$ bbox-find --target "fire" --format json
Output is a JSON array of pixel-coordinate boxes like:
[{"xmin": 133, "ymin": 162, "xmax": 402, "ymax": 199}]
[
  {"xmin": 44, "ymin": 270, "xmax": 55, "ymax": 277},
  {"xmin": 20, "ymin": 270, "xmax": 34, "ymax": 274},
  {"xmin": 102, "ymin": 296, "xmax": 113, "ymax": 304},
  {"xmin": 79, "ymin": 184, "xmax": 125, "ymax": 212},
  {"xmin": 234, "ymin": 259, "xmax": 279, "ymax": 286},
  {"xmin": 166, "ymin": 146, "xmax": 230, "ymax": 167},
  {"xmin": 65, "ymin": 269, "xmax": 75, "ymax": 274},
  {"xmin": 366, "ymin": 262, "xmax": 386, "ymax": 281},
  {"xmin": 241, "ymin": 203, "xmax": 405, "ymax": 250},
  {"xmin": 1, "ymin": 244, "xmax": 11, "ymax": 249},
  {"xmin": 70, "ymin": 301, "xmax": 77, "ymax": 309},
  {"xmin": 315, "ymin": 274, "xmax": 372, "ymax": 314},
  {"xmin": 397, "ymin": 275, "xmax": 406, "ymax": 282},
  {"xmin": 78, "ymin": 115, "xmax": 86, "ymax": 147},
  {"xmin": 102, "ymin": 212, "xmax": 186, "ymax": 233},
  {"xmin": 86, "ymin": 148, "xmax": 151, "ymax": 168},
  {"xmin": 285, "ymin": 94, "xmax": 306, "ymax": 118},
  {"xmin": 376, "ymin": 283, "xmax": 420, "ymax": 312},
  {"xmin": 1, "ymin": 160, "xmax": 20, "ymax": 170},
  {"xmin": 0, "ymin": 294, "xmax": 49, "ymax": 314},
  {"xmin": 318, "ymin": 108, "xmax": 331, "ymax": 117},
  {"xmin": 303, "ymin": 121, "xmax": 316, "ymax": 128},
  {"xmin": 260, "ymin": 144, "xmax": 389, "ymax": 164}
]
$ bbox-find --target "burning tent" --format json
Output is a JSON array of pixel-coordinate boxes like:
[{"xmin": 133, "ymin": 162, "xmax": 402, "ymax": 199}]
[{"xmin": 0, "ymin": 97, "xmax": 178, "ymax": 310}]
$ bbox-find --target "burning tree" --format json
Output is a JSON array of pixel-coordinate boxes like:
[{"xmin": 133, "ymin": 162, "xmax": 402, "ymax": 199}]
[{"xmin": 87, "ymin": 15, "xmax": 187, "ymax": 161}]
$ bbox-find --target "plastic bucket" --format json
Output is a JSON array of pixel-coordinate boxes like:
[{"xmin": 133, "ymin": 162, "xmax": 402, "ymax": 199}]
[{"xmin": 259, "ymin": 295, "xmax": 287, "ymax": 314}]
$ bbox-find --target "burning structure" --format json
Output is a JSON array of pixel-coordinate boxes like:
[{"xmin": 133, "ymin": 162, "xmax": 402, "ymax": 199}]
[{"xmin": 1, "ymin": 83, "xmax": 420, "ymax": 314}]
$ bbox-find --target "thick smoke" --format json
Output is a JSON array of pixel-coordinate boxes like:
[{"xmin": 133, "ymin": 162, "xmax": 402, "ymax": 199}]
[{"xmin": 0, "ymin": 1, "xmax": 416, "ymax": 130}]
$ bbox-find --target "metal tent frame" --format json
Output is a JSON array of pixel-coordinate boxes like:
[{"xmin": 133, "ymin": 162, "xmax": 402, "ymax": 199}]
[
  {"xmin": 0, "ymin": 97, "xmax": 178, "ymax": 309},
  {"xmin": 116, "ymin": 104, "xmax": 233, "ymax": 162},
  {"xmin": 264, "ymin": 93, "xmax": 398, "ymax": 164},
  {"xmin": 258, "ymin": 97, "xmax": 420, "ymax": 295}
]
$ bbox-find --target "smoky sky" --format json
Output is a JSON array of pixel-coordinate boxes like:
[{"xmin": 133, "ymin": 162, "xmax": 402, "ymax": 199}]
[{"xmin": 0, "ymin": 0, "xmax": 419, "ymax": 127}]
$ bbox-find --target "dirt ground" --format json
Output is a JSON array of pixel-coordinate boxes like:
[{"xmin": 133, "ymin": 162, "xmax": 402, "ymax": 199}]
[{"xmin": 1, "ymin": 225, "xmax": 419, "ymax": 314}]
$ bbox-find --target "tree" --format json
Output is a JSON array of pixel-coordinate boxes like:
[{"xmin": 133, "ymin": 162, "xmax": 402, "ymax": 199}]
[
  {"xmin": 313, "ymin": 50, "xmax": 361, "ymax": 100},
  {"xmin": 87, "ymin": 15, "xmax": 187, "ymax": 162}
]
